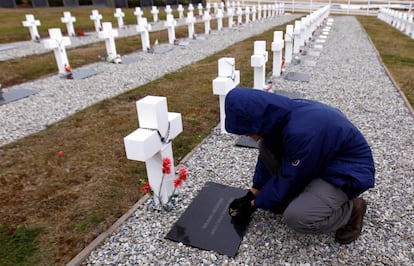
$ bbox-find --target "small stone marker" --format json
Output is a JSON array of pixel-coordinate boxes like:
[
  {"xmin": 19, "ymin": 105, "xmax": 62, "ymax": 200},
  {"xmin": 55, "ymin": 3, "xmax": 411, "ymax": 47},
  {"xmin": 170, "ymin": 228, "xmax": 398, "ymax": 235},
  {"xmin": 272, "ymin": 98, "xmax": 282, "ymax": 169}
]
[
  {"xmin": 284, "ymin": 25, "xmax": 294, "ymax": 64},
  {"xmin": 212, "ymin": 57, "xmax": 240, "ymax": 134},
  {"xmin": 124, "ymin": 96, "xmax": 183, "ymax": 205},
  {"xmin": 134, "ymin": 7, "xmax": 143, "ymax": 25},
  {"xmin": 136, "ymin": 18, "xmax": 152, "ymax": 52},
  {"xmin": 22, "ymin": 14, "xmax": 41, "ymax": 41},
  {"xmin": 271, "ymin": 31, "xmax": 284, "ymax": 77},
  {"xmin": 165, "ymin": 182, "xmax": 249, "ymax": 257},
  {"xmin": 284, "ymin": 72, "xmax": 310, "ymax": 82},
  {"xmin": 61, "ymin": 11, "xmax": 76, "ymax": 37},
  {"xmin": 186, "ymin": 12, "xmax": 196, "ymax": 39},
  {"xmin": 250, "ymin": 41, "xmax": 268, "ymax": 90},
  {"xmin": 164, "ymin": 14, "xmax": 177, "ymax": 44},
  {"xmin": 151, "ymin": 6, "xmax": 159, "ymax": 23},
  {"xmin": 98, "ymin": 22, "xmax": 121, "ymax": 63},
  {"xmin": 114, "ymin": 8, "xmax": 125, "ymax": 28},
  {"xmin": 177, "ymin": 4, "xmax": 184, "ymax": 19},
  {"xmin": 202, "ymin": 11, "xmax": 211, "ymax": 35},
  {"xmin": 90, "ymin": 10, "xmax": 102, "ymax": 32},
  {"xmin": 42, "ymin": 28, "xmax": 71, "ymax": 75}
]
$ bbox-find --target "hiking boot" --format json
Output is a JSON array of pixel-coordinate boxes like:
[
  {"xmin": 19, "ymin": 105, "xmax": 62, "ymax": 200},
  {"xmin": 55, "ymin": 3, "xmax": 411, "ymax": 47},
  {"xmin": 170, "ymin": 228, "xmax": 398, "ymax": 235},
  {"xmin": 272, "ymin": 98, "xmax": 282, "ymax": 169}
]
[{"xmin": 335, "ymin": 198, "xmax": 367, "ymax": 244}]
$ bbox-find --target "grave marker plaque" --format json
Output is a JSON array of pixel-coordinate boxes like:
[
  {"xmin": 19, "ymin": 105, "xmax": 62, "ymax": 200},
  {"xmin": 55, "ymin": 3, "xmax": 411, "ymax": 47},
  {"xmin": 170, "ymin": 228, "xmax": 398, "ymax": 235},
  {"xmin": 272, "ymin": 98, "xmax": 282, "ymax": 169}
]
[
  {"xmin": 284, "ymin": 72, "xmax": 310, "ymax": 82},
  {"xmin": 0, "ymin": 0, "xmax": 16, "ymax": 8},
  {"xmin": 0, "ymin": 88, "xmax": 36, "ymax": 106},
  {"xmin": 166, "ymin": 182, "xmax": 249, "ymax": 257}
]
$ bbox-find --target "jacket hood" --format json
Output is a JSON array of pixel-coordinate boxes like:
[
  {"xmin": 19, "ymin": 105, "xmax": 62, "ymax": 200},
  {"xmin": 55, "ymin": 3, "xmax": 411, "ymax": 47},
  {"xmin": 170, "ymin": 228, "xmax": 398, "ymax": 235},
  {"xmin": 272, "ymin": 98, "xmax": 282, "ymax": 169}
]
[{"xmin": 225, "ymin": 88, "xmax": 292, "ymax": 136}]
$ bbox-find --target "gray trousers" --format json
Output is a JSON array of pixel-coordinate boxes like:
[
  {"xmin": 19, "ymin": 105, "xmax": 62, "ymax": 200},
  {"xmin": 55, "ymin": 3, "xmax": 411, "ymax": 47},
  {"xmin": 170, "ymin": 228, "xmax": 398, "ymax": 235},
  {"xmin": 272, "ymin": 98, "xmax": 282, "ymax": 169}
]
[{"xmin": 259, "ymin": 141, "xmax": 353, "ymax": 234}]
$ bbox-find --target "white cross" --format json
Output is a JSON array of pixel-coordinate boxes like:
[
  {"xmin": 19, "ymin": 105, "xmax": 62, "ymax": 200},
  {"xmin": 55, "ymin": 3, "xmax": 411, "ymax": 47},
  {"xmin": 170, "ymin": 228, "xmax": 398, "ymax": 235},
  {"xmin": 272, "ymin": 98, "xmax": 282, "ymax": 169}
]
[
  {"xmin": 227, "ymin": 7, "xmax": 234, "ymax": 28},
  {"xmin": 251, "ymin": 40, "xmax": 268, "ymax": 90},
  {"xmin": 202, "ymin": 11, "xmax": 211, "ymax": 35},
  {"xmin": 136, "ymin": 18, "xmax": 152, "ymax": 52},
  {"xmin": 262, "ymin": 5, "xmax": 267, "ymax": 19},
  {"xmin": 293, "ymin": 20, "xmax": 302, "ymax": 54},
  {"xmin": 61, "ymin": 12, "xmax": 76, "ymax": 37},
  {"xmin": 165, "ymin": 5, "xmax": 173, "ymax": 17},
  {"xmin": 22, "ymin": 14, "xmax": 41, "ymax": 41},
  {"xmin": 98, "ymin": 22, "xmax": 119, "ymax": 61},
  {"xmin": 236, "ymin": 7, "xmax": 243, "ymax": 25},
  {"xmin": 134, "ymin": 7, "xmax": 144, "ymax": 25},
  {"xmin": 251, "ymin": 6, "xmax": 257, "ymax": 22},
  {"xmin": 186, "ymin": 12, "xmax": 196, "ymax": 39},
  {"xmin": 212, "ymin": 57, "xmax": 240, "ymax": 134},
  {"xmin": 284, "ymin": 24, "xmax": 294, "ymax": 64},
  {"xmin": 188, "ymin": 4, "xmax": 194, "ymax": 17},
  {"xmin": 271, "ymin": 31, "xmax": 284, "ymax": 77},
  {"xmin": 114, "ymin": 8, "xmax": 125, "ymax": 28},
  {"xmin": 206, "ymin": 3, "xmax": 211, "ymax": 13},
  {"xmin": 245, "ymin": 7, "xmax": 250, "ymax": 24},
  {"xmin": 164, "ymin": 14, "xmax": 177, "ymax": 44},
  {"xmin": 197, "ymin": 3, "xmax": 203, "ymax": 17},
  {"xmin": 42, "ymin": 28, "xmax": 71, "ymax": 75},
  {"xmin": 124, "ymin": 96, "xmax": 183, "ymax": 206},
  {"xmin": 151, "ymin": 6, "xmax": 159, "ymax": 23},
  {"xmin": 216, "ymin": 9, "xmax": 223, "ymax": 31},
  {"xmin": 177, "ymin": 4, "xmax": 184, "ymax": 19},
  {"xmin": 257, "ymin": 5, "xmax": 262, "ymax": 20},
  {"xmin": 90, "ymin": 10, "xmax": 102, "ymax": 32},
  {"xmin": 213, "ymin": 3, "xmax": 218, "ymax": 15}
]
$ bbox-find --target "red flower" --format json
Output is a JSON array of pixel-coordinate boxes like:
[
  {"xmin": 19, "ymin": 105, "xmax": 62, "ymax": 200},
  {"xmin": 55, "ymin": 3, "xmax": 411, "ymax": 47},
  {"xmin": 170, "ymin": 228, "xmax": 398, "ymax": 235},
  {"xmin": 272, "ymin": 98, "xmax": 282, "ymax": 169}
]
[
  {"xmin": 174, "ymin": 178, "xmax": 182, "ymax": 188},
  {"xmin": 162, "ymin": 157, "xmax": 171, "ymax": 174},
  {"xmin": 178, "ymin": 168, "xmax": 188, "ymax": 181},
  {"xmin": 140, "ymin": 182, "xmax": 151, "ymax": 194},
  {"xmin": 65, "ymin": 64, "xmax": 72, "ymax": 72},
  {"xmin": 57, "ymin": 150, "xmax": 64, "ymax": 157}
]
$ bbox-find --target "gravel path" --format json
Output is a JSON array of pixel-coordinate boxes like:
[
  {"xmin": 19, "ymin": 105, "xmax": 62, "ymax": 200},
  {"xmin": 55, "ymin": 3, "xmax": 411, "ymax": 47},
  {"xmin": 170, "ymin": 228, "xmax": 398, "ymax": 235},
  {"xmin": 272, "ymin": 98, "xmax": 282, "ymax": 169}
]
[
  {"xmin": 0, "ymin": 14, "xmax": 299, "ymax": 147},
  {"xmin": 83, "ymin": 16, "xmax": 414, "ymax": 265}
]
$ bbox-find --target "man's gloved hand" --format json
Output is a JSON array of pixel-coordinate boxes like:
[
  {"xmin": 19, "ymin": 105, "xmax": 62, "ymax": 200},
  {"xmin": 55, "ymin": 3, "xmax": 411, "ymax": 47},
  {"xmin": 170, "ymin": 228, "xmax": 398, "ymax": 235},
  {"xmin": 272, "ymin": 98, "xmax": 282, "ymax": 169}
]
[{"xmin": 229, "ymin": 190, "xmax": 256, "ymax": 225}]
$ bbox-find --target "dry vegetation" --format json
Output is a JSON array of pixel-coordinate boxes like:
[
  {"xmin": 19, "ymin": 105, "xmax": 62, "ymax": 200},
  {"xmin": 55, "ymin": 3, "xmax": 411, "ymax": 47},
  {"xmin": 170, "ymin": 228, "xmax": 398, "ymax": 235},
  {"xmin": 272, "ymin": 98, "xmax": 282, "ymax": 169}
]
[{"xmin": 0, "ymin": 8, "xmax": 413, "ymax": 266}]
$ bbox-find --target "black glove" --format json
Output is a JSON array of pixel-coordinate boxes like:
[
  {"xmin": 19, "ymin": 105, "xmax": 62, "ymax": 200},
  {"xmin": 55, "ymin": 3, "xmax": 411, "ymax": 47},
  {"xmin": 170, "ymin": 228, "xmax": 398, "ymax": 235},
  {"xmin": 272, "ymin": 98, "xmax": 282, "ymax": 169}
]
[{"xmin": 229, "ymin": 190, "xmax": 256, "ymax": 225}]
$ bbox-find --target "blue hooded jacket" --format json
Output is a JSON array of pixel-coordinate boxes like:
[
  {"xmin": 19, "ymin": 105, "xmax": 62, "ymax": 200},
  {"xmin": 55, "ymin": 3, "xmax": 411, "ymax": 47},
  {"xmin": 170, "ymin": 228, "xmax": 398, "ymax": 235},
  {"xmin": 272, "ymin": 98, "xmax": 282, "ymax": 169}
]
[{"xmin": 225, "ymin": 88, "xmax": 375, "ymax": 210}]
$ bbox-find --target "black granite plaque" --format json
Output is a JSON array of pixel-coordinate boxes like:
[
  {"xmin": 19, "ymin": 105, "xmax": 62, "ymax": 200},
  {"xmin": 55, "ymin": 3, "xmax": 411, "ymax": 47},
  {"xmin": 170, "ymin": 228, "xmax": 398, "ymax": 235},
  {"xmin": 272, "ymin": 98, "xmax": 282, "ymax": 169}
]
[
  {"xmin": 63, "ymin": 0, "xmax": 79, "ymax": 6},
  {"xmin": 235, "ymin": 135, "xmax": 259, "ymax": 149},
  {"xmin": 284, "ymin": 72, "xmax": 310, "ymax": 82},
  {"xmin": 121, "ymin": 55, "xmax": 142, "ymax": 65},
  {"xmin": 70, "ymin": 68, "xmax": 99, "ymax": 80},
  {"xmin": 0, "ymin": 0, "xmax": 16, "ymax": 8},
  {"xmin": 165, "ymin": 182, "xmax": 249, "ymax": 257},
  {"xmin": 0, "ymin": 88, "xmax": 36, "ymax": 106},
  {"xmin": 31, "ymin": 0, "xmax": 49, "ymax": 7}
]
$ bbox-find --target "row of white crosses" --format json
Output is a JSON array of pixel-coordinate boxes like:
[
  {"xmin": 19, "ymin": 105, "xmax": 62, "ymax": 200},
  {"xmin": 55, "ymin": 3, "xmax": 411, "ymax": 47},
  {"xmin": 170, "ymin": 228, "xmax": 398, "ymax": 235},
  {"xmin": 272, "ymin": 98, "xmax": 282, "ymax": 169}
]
[
  {"xmin": 377, "ymin": 8, "xmax": 414, "ymax": 39},
  {"xmin": 292, "ymin": 5, "xmax": 331, "ymax": 55}
]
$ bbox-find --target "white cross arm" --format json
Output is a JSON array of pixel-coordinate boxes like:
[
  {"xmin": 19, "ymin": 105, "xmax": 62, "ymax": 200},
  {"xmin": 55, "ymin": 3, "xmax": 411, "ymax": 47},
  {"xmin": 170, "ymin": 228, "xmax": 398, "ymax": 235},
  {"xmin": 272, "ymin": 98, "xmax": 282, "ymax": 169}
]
[
  {"xmin": 251, "ymin": 52, "xmax": 268, "ymax": 67},
  {"xmin": 124, "ymin": 129, "xmax": 161, "ymax": 161},
  {"xmin": 212, "ymin": 71, "xmax": 240, "ymax": 95},
  {"xmin": 43, "ymin": 36, "xmax": 71, "ymax": 49}
]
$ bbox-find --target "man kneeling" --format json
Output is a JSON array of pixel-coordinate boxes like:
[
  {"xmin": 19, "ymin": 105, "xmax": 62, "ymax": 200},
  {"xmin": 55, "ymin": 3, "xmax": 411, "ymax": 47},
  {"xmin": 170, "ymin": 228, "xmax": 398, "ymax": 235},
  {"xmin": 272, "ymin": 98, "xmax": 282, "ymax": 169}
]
[{"xmin": 225, "ymin": 88, "xmax": 375, "ymax": 244}]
